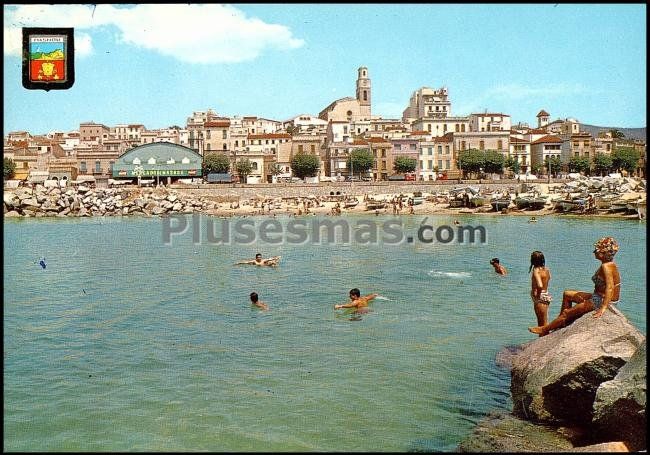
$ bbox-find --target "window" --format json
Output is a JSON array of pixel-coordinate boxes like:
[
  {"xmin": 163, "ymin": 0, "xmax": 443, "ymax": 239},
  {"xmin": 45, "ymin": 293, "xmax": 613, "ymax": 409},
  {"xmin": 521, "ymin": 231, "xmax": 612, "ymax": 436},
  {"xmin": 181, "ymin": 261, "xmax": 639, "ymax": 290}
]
[
  {"xmin": 497, "ymin": 140, "xmax": 503, "ymax": 150},
  {"xmin": 428, "ymin": 147, "xmax": 433, "ymax": 155},
  {"xmin": 410, "ymin": 144, "xmax": 417, "ymax": 151},
  {"xmin": 223, "ymin": 144, "xmax": 227, "ymax": 151},
  {"xmin": 479, "ymin": 141, "xmax": 485, "ymax": 150},
  {"xmin": 251, "ymin": 162, "xmax": 258, "ymax": 170},
  {"xmin": 298, "ymin": 145, "xmax": 304, "ymax": 153},
  {"xmin": 206, "ymin": 143, "xmax": 211, "ymax": 151},
  {"xmin": 446, "ymin": 160, "xmax": 451, "ymax": 169},
  {"xmin": 109, "ymin": 161, "xmax": 114, "ymax": 171},
  {"xmin": 381, "ymin": 160, "xmax": 386, "ymax": 170},
  {"xmin": 438, "ymin": 160, "xmax": 443, "ymax": 170},
  {"xmin": 428, "ymin": 160, "xmax": 433, "ymax": 170},
  {"xmin": 148, "ymin": 157, "xmax": 156, "ymax": 164},
  {"xmin": 343, "ymin": 126, "xmax": 348, "ymax": 134},
  {"xmin": 443, "ymin": 124, "xmax": 447, "ymax": 132},
  {"xmin": 427, "ymin": 124, "xmax": 431, "ymax": 132},
  {"xmin": 222, "ymin": 130, "xmax": 227, "ymax": 139},
  {"xmin": 445, "ymin": 145, "xmax": 450, "ymax": 154},
  {"xmin": 80, "ymin": 161, "xmax": 87, "ymax": 172},
  {"xmin": 132, "ymin": 157, "xmax": 141, "ymax": 165},
  {"xmin": 311, "ymin": 144, "xmax": 315, "ymax": 153},
  {"xmin": 438, "ymin": 145, "xmax": 442, "ymax": 154},
  {"xmin": 206, "ymin": 130, "xmax": 211, "ymax": 139},
  {"xmin": 395, "ymin": 144, "xmax": 401, "ymax": 151},
  {"xmin": 461, "ymin": 124, "xmax": 466, "ymax": 132},
  {"xmin": 461, "ymin": 141, "xmax": 466, "ymax": 150},
  {"xmin": 455, "ymin": 124, "xmax": 459, "ymax": 132},
  {"xmin": 363, "ymin": 90, "xmax": 367, "ymax": 101},
  {"xmin": 95, "ymin": 161, "xmax": 101, "ymax": 172}
]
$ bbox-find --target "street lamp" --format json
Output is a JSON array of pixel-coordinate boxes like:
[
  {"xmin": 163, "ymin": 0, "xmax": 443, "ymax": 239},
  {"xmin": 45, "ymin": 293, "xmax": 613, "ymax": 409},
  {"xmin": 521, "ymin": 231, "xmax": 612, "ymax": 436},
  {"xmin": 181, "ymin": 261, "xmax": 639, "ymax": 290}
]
[{"xmin": 548, "ymin": 156, "xmax": 552, "ymax": 183}]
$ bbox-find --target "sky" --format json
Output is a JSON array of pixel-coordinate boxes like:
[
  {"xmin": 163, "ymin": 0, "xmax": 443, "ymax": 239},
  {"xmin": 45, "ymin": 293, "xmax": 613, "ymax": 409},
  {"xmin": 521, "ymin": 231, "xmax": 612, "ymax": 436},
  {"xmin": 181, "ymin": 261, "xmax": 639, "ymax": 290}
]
[{"xmin": 3, "ymin": 3, "xmax": 647, "ymax": 136}]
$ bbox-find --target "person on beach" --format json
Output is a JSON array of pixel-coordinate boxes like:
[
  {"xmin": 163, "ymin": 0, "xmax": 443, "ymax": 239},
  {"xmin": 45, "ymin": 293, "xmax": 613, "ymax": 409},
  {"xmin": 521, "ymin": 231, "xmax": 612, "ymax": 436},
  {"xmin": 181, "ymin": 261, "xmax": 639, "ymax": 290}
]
[
  {"xmin": 249, "ymin": 292, "xmax": 269, "ymax": 310},
  {"xmin": 236, "ymin": 253, "xmax": 281, "ymax": 267},
  {"xmin": 334, "ymin": 288, "xmax": 378, "ymax": 313},
  {"xmin": 490, "ymin": 258, "xmax": 507, "ymax": 276},
  {"xmin": 529, "ymin": 237, "xmax": 621, "ymax": 337},
  {"xmin": 529, "ymin": 251, "xmax": 552, "ymax": 329}
]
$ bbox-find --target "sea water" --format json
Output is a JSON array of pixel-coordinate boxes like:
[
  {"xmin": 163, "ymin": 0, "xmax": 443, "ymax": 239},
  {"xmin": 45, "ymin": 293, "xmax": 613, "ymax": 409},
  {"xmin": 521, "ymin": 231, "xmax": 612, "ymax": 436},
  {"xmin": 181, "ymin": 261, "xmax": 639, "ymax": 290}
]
[{"xmin": 3, "ymin": 214, "xmax": 646, "ymax": 451}]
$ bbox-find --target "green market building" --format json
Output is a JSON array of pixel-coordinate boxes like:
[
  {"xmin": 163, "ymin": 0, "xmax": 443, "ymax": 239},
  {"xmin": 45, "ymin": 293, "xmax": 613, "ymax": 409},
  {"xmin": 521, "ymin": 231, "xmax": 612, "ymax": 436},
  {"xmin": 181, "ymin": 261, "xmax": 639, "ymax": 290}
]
[{"xmin": 112, "ymin": 143, "xmax": 202, "ymax": 184}]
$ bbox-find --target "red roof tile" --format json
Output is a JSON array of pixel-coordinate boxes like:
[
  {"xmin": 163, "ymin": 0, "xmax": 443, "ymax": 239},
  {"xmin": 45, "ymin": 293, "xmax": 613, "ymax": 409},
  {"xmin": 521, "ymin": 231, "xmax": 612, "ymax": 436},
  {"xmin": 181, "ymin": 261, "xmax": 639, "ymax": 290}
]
[
  {"xmin": 532, "ymin": 135, "xmax": 563, "ymax": 144},
  {"xmin": 537, "ymin": 110, "xmax": 550, "ymax": 117}
]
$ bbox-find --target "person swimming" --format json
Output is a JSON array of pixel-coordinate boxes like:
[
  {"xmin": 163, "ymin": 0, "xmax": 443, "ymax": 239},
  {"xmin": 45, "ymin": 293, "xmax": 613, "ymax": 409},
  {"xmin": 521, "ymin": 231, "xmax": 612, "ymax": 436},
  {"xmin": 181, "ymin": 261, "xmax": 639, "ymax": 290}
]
[
  {"xmin": 490, "ymin": 258, "xmax": 507, "ymax": 275},
  {"xmin": 236, "ymin": 253, "xmax": 281, "ymax": 267},
  {"xmin": 334, "ymin": 288, "xmax": 379, "ymax": 313},
  {"xmin": 249, "ymin": 292, "xmax": 269, "ymax": 310}
]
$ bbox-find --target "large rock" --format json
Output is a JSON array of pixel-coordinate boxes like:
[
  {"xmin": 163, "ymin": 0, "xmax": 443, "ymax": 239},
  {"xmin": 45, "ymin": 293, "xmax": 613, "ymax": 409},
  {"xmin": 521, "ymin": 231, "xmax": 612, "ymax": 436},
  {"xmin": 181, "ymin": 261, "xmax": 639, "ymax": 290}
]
[
  {"xmin": 511, "ymin": 306, "xmax": 644, "ymax": 426},
  {"xmin": 456, "ymin": 412, "xmax": 575, "ymax": 452},
  {"xmin": 592, "ymin": 342, "xmax": 646, "ymax": 451}
]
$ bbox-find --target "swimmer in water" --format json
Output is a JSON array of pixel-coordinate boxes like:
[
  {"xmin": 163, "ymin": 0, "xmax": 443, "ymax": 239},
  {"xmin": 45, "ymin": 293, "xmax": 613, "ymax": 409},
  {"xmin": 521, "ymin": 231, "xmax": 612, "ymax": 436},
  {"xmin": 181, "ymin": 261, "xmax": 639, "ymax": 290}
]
[
  {"xmin": 236, "ymin": 253, "xmax": 281, "ymax": 267},
  {"xmin": 249, "ymin": 292, "xmax": 269, "ymax": 310},
  {"xmin": 490, "ymin": 258, "xmax": 507, "ymax": 276},
  {"xmin": 334, "ymin": 288, "xmax": 378, "ymax": 313}
]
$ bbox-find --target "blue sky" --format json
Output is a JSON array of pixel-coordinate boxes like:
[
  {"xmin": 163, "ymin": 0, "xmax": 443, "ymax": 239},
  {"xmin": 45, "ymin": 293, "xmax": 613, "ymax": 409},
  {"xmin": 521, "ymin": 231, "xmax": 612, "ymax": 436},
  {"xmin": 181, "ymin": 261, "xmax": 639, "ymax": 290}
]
[{"xmin": 3, "ymin": 3, "xmax": 646, "ymax": 135}]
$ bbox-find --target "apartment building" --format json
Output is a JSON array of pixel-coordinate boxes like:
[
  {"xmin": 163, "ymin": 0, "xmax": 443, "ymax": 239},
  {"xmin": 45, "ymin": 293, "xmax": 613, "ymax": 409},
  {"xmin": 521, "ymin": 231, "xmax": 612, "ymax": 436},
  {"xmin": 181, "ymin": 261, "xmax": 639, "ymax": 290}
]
[
  {"xmin": 469, "ymin": 113, "xmax": 511, "ymax": 133},
  {"xmin": 531, "ymin": 135, "xmax": 563, "ymax": 171},
  {"xmin": 402, "ymin": 86, "xmax": 452, "ymax": 123},
  {"xmin": 366, "ymin": 137, "xmax": 393, "ymax": 181},
  {"xmin": 79, "ymin": 122, "xmax": 110, "ymax": 144},
  {"xmin": 562, "ymin": 132, "xmax": 593, "ymax": 161},
  {"xmin": 509, "ymin": 136, "xmax": 531, "ymax": 173},
  {"xmin": 203, "ymin": 119, "xmax": 231, "ymax": 154}
]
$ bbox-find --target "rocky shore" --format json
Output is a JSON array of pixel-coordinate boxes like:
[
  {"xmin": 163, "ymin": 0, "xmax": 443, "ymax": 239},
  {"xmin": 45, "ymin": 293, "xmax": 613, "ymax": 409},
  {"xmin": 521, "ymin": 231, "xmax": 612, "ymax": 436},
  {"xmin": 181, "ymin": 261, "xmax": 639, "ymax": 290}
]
[
  {"xmin": 457, "ymin": 306, "xmax": 646, "ymax": 452},
  {"xmin": 2, "ymin": 182, "xmax": 644, "ymax": 219}
]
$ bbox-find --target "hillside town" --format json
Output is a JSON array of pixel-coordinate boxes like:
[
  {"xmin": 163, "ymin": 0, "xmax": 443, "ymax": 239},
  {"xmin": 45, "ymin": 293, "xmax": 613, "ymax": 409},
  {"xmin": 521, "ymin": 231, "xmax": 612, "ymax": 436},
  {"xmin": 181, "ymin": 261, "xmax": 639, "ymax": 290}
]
[{"xmin": 4, "ymin": 66, "xmax": 646, "ymax": 187}]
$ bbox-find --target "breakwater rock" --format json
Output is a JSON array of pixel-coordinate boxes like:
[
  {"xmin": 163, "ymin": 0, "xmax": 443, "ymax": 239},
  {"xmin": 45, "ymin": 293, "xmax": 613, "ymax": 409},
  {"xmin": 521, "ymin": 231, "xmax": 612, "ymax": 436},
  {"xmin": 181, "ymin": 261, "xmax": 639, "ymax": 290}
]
[
  {"xmin": 459, "ymin": 306, "xmax": 646, "ymax": 451},
  {"xmin": 3, "ymin": 185, "xmax": 218, "ymax": 218}
]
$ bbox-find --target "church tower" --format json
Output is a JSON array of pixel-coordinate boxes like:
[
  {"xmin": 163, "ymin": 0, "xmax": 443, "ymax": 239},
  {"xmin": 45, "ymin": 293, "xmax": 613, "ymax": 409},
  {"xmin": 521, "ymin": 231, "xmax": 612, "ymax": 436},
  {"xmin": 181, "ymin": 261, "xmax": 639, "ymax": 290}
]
[{"xmin": 356, "ymin": 66, "xmax": 371, "ymax": 118}]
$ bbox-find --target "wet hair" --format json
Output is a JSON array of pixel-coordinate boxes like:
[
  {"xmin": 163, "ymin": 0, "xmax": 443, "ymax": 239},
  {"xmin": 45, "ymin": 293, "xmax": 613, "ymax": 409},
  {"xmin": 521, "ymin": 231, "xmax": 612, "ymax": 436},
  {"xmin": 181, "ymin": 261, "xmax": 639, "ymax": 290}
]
[
  {"xmin": 490, "ymin": 258, "xmax": 499, "ymax": 265},
  {"xmin": 255, "ymin": 253, "xmax": 262, "ymax": 259},
  {"xmin": 529, "ymin": 251, "xmax": 545, "ymax": 273},
  {"xmin": 349, "ymin": 288, "xmax": 361, "ymax": 298},
  {"xmin": 250, "ymin": 292, "xmax": 259, "ymax": 303}
]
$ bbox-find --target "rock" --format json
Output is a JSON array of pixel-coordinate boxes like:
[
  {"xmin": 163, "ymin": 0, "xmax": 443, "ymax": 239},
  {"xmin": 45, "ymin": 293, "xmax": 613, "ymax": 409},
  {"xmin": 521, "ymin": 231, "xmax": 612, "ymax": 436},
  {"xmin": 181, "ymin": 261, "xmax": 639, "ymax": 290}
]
[
  {"xmin": 167, "ymin": 194, "xmax": 178, "ymax": 202},
  {"xmin": 568, "ymin": 441, "xmax": 629, "ymax": 452},
  {"xmin": 3, "ymin": 193, "xmax": 16, "ymax": 208},
  {"xmin": 152, "ymin": 206, "xmax": 166, "ymax": 215},
  {"xmin": 592, "ymin": 342, "xmax": 646, "ymax": 451},
  {"xmin": 511, "ymin": 307, "xmax": 644, "ymax": 426},
  {"xmin": 77, "ymin": 185, "xmax": 90, "ymax": 193},
  {"xmin": 172, "ymin": 202, "xmax": 183, "ymax": 212},
  {"xmin": 22, "ymin": 209, "xmax": 35, "ymax": 217},
  {"xmin": 5, "ymin": 210, "xmax": 21, "ymax": 217},
  {"xmin": 21, "ymin": 197, "xmax": 39, "ymax": 207},
  {"xmin": 456, "ymin": 412, "xmax": 574, "ymax": 452}
]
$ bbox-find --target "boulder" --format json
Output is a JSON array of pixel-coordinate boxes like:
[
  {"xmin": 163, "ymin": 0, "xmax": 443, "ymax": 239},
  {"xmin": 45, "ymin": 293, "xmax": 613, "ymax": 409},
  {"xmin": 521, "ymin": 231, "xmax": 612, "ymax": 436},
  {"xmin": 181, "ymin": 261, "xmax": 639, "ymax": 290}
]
[
  {"xmin": 592, "ymin": 342, "xmax": 646, "ymax": 451},
  {"xmin": 511, "ymin": 306, "xmax": 644, "ymax": 426},
  {"xmin": 568, "ymin": 441, "xmax": 629, "ymax": 452},
  {"xmin": 5, "ymin": 210, "xmax": 21, "ymax": 217},
  {"xmin": 456, "ymin": 412, "xmax": 574, "ymax": 452}
]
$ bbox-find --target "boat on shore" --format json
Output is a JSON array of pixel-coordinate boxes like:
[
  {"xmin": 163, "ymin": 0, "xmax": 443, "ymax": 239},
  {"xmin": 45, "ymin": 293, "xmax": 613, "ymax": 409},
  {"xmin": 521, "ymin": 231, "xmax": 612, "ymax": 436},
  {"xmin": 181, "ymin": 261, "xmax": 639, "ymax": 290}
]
[
  {"xmin": 412, "ymin": 196, "xmax": 425, "ymax": 205},
  {"xmin": 468, "ymin": 196, "xmax": 488, "ymax": 208},
  {"xmin": 554, "ymin": 198, "xmax": 586, "ymax": 212},
  {"xmin": 490, "ymin": 198, "xmax": 511, "ymax": 211},
  {"xmin": 366, "ymin": 200, "xmax": 386, "ymax": 211},
  {"xmin": 343, "ymin": 199, "xmax": 359, "ymax": 208}
]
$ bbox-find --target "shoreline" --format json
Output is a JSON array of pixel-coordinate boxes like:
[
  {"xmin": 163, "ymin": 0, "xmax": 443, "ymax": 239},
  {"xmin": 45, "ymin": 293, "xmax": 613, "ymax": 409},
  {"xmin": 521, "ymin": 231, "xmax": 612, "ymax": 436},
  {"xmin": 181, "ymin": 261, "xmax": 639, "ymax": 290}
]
[{"xmin": 3, "ymin": 184, "xmax": 645, "ymax": 221}]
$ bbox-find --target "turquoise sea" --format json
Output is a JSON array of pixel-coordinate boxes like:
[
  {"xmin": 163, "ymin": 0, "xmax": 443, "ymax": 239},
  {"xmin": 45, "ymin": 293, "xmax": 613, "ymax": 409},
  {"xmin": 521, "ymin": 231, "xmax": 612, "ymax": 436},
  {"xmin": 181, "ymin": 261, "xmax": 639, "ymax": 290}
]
[{"xmin": 3, "ymin": 214, "xmax": 646, "ymax": 451}]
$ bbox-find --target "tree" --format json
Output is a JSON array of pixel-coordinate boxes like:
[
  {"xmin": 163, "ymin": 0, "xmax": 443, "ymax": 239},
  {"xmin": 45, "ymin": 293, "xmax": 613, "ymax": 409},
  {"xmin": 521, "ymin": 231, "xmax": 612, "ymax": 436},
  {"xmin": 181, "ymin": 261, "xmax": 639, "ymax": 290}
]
[
  {"xmin": 531, "ymin": 163, "xmax": 543, "ymax": 175},
  {"xmin": 269, "ymin": 163, "xmax": 284, "ymax": 179},
  {"xmin": 568, "ymin": 156, "xmax": 591, "ymax": 174},
  {"xmin": 285, "ymin": 124, "xmax": 297, "ymax": 136},
  {"xmin": 593, "ymin": 153, "xmax": 614, "ymax": 176},
  {"xmin": 347, "ymin": 148, "xmax": 374, "ymax": 177},
  {"xmin": 483, "ymin": 150, "xmax": 505, "ymax": 175},
  {"xmin": 609, "ymin": 129, "xmax": 625, "ymax": 139},
  {"xmin": 545, "ymin": 156, "xmax": 563, "ymax": 176},
  {"xmin": 202, "ymin": 153, "xmax": 230, "ymax": 175},
  {"xmin": 611, "ymin": 146, "xmax": 641, "ymax": 174},
  {"xmin": 456, "ymin": 149, "xmax": 484, "ymax": 178},
  {"xmin": 393, "ymin": 156, "xmax": 417, "ymax": 174},
  {"xmin": 4, "ymin": 157, "xmax": 16, "ymax": 179},
  {"xmin": 505, "ymin": 156, "xmax": 521, "ymax": 176},
  {"xmin": 235, "ymin": 158, "xmax": 253, "ymax": 182},
  {"xmin": 290, "ymin": 153, "xmax": 320, "ymax": 179}
]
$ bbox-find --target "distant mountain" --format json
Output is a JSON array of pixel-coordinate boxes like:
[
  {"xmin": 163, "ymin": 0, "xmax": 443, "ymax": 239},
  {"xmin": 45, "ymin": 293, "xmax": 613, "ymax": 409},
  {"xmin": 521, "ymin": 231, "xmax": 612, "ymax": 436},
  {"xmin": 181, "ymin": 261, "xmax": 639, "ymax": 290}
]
[{"xmin": 581, "ymin": 124, "xmax": 646, "ymax": 142}]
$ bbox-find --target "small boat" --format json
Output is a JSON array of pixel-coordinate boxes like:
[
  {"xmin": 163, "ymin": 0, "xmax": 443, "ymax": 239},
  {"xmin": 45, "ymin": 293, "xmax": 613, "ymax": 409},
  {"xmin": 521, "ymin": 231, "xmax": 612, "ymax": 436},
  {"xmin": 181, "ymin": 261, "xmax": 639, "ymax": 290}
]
[
  {"xmin": 609, "ymin": 200, "xmax": 629, "ymax": 212},
  {"xmin": 468, "ymin": 196, "xmax": 487, "ymax": 208},
  {"xmin": 366, "ymin": 200, "xmax": 386, "ymax": 211},
  {"xmin": 554, "ymin": 198, "xmax": 586, "ymax": 212},
  {"xmin": 412, "ymin": 196, "xmax": 425, "ymax": 205},
  {"xmin": 491, "ymin": 198, "xmax": 511, "ymax": 211},
  {"xmin": 344, "ymin": 199, "xmax": 359, "ymax": 208},
  {"xmin": 448, "ymin": 198, "xmax": 465, "ymax": 208},
  {"xmin": 528, "ymin": 197, "xmax": 548, "ymax": 210},
  {"xmin": 514, "ymin": 197, "xmax": 530, "ymax": 210}
]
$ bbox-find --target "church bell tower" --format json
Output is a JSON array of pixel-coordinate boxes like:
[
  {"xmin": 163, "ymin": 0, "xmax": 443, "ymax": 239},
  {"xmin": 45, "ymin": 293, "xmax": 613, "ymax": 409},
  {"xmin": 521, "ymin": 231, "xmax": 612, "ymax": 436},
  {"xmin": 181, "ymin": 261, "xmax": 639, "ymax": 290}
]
[{"xmin": 356, "ymin": 66, "xmax": 371, "ymax": 117}]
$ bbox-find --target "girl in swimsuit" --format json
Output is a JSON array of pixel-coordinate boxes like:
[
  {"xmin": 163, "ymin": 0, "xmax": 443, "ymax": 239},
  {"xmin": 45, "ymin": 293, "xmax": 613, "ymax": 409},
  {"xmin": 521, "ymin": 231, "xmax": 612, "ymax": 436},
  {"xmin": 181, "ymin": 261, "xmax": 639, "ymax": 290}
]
[
  {"xmin": 529, "ymin": 237, "xmax": 621, "ymax": 336},
  {"xmin": 529, "ymin": 251, "xmax": 552, "ymax": 328}
]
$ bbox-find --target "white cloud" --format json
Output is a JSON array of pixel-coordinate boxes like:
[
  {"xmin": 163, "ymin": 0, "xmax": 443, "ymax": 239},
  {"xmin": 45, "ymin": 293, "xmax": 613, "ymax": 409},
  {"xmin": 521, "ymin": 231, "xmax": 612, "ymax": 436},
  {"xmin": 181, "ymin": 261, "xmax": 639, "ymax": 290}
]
[{"xmin": 4, "ymin": 4, "xmax": 304, "ymax": 63}]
